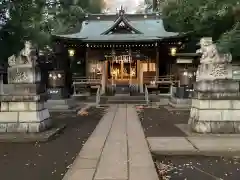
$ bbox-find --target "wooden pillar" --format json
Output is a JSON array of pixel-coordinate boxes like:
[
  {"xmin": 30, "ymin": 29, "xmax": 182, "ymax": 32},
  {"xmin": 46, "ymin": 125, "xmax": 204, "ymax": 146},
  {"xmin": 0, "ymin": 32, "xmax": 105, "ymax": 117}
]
[
  {"xmin": 111, "ymin": 47, "xmax": 115, "ymax": 85},
  {"xmin": 101, "ymin": 61, "xmax": 105, "ymax": 93},
  {"xmin": 85, "ymin": 46, "xmax": 89, "ymax": 78},
  {"xmin": 137, "ymin": 60, "xmax": 140, "ymax": 90},
  {"xmin": 121, "ymin": 58, "xmax": 124, "ymax": 80},
  {"xmin": 0, "ymin": 74, "xmax": 3, "ymax": 95},
  {"xmin": 129, "ymin": 47, "xmax": 132, "ymax": 85},
  {"xmin": 101, "ymin": 61, "xmax": 108, "ymax": 93},
  {"xmin": 139, "ymin": 63, "xmax": 143, "ymax": 93},
  {"xmin": 147, "ymin": 57, "xmax": 150, "ymax": 71},
  {"xmin": 156, "ymin": 43, "xmax": 159, "ymax": 78}
]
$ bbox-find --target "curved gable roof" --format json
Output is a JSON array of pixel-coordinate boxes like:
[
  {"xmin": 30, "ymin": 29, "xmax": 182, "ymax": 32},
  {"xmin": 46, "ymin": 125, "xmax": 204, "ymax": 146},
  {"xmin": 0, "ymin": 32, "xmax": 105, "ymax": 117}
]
[
  {"xmin": 100, "ymin": 14, "xmax": 143, "ymax": 35},
  {"xmin": 53, "ymin": 13, "xmax": 180, "ymax": 42}
]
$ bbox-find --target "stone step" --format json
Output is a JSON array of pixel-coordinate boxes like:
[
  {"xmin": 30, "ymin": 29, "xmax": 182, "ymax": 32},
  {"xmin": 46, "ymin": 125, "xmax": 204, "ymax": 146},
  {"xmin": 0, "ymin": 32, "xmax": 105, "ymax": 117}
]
[
  {"xmin": 106, "ymin": 100, "xmax": 146, "ymax": 104},
  {"xmin": 108, "ymin": 96, "xmax": 145, "ymax": 101},
  {"xmin": 45, "ymin": 99, "xmax": 78, "ymax": 111}
]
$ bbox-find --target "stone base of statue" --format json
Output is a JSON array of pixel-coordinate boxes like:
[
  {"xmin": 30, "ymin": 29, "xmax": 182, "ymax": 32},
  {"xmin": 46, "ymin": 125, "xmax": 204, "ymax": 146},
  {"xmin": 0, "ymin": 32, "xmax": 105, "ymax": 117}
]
[
  {"xmin": 168, "ymin": 87, "xmax": 192, "ymax": 109},
  {"xmin": 189, "ymin": 79, "xmax": 240, "ymax": 133},
  {"xmin": 0, "ymin": 41, "xmax": 53, "ymax": 134},
  {"xmin": 0, "ymin": 84, "xmax": 52, "ymax": 133},
  {"xmin": 169, "ymin": 96, "xmax": 191, "ymax": 109}
]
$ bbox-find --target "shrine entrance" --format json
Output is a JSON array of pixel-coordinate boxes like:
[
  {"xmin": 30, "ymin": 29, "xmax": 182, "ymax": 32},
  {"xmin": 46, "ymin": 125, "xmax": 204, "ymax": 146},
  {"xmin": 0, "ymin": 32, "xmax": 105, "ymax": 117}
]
[{"xmin": 108, "ymin": 55, "xmax": 137, "ymax": 85}]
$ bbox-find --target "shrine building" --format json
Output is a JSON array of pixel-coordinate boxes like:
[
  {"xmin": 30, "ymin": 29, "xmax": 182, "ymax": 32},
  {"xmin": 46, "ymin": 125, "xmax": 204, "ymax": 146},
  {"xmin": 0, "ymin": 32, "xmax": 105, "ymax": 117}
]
[{"xmin": 51, "ymin": 8, "xmax": 199, "ymax": 98}]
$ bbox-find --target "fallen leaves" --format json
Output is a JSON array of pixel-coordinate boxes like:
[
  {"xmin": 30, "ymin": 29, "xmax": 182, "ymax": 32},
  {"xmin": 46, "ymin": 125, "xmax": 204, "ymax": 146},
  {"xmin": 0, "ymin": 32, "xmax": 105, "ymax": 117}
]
[
  {"xmin": 77, "ymin": 110, "xmax": 89, "ymax": 116},
  {"xmin": 136, "ymin": 105, "xmax": 144, "ymax": 110},
  {"xmin": 156, "ymin": 161, "xmax": 174, "ymax": 180},
  {"xmin": 155, "ymin": 156, "xmax": 240, "ymax": 180}
]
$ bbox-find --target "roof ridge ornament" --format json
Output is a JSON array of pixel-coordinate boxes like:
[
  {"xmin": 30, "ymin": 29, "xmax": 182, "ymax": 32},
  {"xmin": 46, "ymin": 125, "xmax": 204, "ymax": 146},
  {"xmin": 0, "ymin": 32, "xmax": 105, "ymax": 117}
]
[
  {"xmin": 100, "ymin": 13, "xmax": 143, "ymax": 35},
  {"xmin": 119, "ymin": 5, "xmax": 125, "ymax": 16}
]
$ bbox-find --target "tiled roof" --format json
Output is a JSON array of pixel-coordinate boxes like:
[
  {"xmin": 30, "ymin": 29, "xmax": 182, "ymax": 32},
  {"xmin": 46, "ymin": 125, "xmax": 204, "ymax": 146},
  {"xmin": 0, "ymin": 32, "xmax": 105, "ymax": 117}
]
[{"xmin": 53, "ymin": 12, "xmax": 179, "ymax": 42}]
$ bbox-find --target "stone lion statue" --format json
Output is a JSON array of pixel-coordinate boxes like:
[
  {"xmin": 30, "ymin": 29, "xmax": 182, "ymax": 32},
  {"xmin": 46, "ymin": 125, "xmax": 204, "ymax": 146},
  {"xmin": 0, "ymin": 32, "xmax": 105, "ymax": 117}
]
[
  {"xmin": 196, "ymin": 37, "xmax": 233, "ymax": 81},
  {"xmin": 8, "ymin": 41, "xmax": 37, "ymax": 67},
  {"xmin": 198, "ymin": 37, "xmax": 232, "ymax": 64}
]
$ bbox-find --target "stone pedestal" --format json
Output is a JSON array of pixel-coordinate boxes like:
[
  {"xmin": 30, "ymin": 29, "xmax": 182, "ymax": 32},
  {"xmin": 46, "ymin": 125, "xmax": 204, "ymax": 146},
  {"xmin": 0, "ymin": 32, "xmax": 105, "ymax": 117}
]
[
  {"xmin": 169, "ymin": 96, "xmax": 191, "ymax": 109},
  {"xmin": 189, "ymin": 80, "xmax": 240, "ymax": 133},
  {"xmin": 169, "ymin": 87, "xmax": 191, "ymax": 109},
  {"xmin": 0, "ymin": 85, "xmax": 51, "ymax": 133},
  {"xmin": 189, "ymin": 37, "xmax": 240, "ymax": 133},
  {"xmin": 0, "ymin": 41, "xmax": 52, "ymax": 133}
]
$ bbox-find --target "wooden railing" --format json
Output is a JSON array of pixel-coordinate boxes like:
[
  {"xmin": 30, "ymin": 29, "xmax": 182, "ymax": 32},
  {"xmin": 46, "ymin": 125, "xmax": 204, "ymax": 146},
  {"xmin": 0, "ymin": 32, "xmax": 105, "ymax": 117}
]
[
  {"xmin": 143, "ymin": 75, "xmax": 180, "ymax": 95},
  {"xmin": 143, "ymin": 75, "xmax": 180, "ymax": 86},
  {"xmin": 72, "ymin": 75, "xmax": 101, "ymax": 95},
  {"xmin": 72, "ymin": 75, "xmax": 101, "ymax": 85}
]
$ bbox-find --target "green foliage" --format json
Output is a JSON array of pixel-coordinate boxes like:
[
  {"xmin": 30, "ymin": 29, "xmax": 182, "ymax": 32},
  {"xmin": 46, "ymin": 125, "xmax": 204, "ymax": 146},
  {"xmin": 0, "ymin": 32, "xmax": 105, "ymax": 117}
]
[
  {"xmin": 0, "ymin": 0, "xmax": 104, "ymax": 63},
  {"xmin": 162, "ymin": 0, "xmax": 240, "ymax": 57}
]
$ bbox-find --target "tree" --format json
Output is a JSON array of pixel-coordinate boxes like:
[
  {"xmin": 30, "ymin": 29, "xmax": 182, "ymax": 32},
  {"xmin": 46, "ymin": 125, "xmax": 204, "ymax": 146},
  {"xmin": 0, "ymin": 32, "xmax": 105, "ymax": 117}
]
[
  {"xmin": 162, "ymin": 0, "xmax": 240, "ymax": 57},
  {"xmin": 49, "ymin": 0, "xmax": 104, "ymax": 34},
  {"xmin": 0, "ymin": 0, "xmax": 45, "ymax": 62},
  {"xmin": 0, "ymin": 0, "xmax": 104, "ymax": 62}
]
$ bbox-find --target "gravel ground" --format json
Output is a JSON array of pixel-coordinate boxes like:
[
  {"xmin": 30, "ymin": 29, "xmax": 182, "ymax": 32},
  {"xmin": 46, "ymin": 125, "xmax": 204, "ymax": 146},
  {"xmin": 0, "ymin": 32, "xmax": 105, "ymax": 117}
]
[
  {"xmin": 154, "ymin": 155, "xmax": 240, "ymax": 180},
  {"xmin": 0, "ymin": 107, "xmax": 107, "ymax": 180},
  {"xmin": 137, "ymin": 107, "xmax": 189, "ymax": 137}
]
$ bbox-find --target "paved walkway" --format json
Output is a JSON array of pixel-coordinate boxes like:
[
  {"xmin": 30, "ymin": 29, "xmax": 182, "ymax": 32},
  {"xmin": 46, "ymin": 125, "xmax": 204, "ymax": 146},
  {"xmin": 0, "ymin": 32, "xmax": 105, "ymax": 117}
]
[{"xmin": 63, "ymin": 104, "xmax": 158, "ymax": 180}]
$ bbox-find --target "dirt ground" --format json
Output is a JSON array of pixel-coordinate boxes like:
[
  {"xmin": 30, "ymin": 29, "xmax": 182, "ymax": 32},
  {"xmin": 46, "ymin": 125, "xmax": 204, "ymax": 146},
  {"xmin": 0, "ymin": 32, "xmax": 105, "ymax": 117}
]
[
  {"xmin": 0, "ymin": 107, "xmax": 106, "ymax": 180},
  {"xmin": 154, "ymin": 154, "xmax": 240, "ymax": 180},
  {"xmin": 138, "ymin": 107, "xmax": 189, "ymax": 137}
]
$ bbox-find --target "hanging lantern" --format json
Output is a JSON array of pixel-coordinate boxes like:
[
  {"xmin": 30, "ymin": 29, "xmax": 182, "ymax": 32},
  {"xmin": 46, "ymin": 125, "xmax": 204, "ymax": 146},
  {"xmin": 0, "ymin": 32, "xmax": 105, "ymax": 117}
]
[
  {"xmin": 68, "ymin": 49, "xmax": 75, "ymax": 57},
  {"xmin": 170, "ymin": 47, "xmax": 177, "ymax": 56}
]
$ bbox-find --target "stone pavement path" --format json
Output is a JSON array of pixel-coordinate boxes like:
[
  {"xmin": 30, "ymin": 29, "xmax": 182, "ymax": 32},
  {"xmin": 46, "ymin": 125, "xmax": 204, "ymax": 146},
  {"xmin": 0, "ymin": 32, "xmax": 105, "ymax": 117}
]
[{"xmin": 63, "ymin": 104, "xmax": 158, "ymax": 180}]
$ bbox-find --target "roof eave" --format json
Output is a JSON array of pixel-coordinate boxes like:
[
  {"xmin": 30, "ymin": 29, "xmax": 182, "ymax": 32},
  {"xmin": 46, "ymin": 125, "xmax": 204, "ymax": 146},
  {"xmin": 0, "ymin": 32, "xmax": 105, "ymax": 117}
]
[
  {"xmin": 175, "ymin": 53, "xmax": 201, "ymax": 57},
  {"xmin": 157, "ymin": 33, "xmax": 188, "ymax": 39},
  {"xmin": 52, "ymin": 34, "xmax": 87, "ymax": 41},
  {"xmin": 82, "ymin": 38, "xmax": 161, "ymax": 43}
]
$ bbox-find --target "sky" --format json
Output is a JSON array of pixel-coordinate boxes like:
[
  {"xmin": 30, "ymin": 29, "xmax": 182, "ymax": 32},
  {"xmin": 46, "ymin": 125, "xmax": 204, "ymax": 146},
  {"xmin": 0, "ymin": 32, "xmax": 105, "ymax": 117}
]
[{"xmin": 103, "ymin": 0, "xmax": 146, "ymax": 14}]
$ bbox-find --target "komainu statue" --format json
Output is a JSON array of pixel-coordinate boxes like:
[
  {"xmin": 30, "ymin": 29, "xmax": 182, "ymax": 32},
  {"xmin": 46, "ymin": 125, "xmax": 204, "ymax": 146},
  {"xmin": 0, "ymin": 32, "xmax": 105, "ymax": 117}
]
[
  {"xmin": 8, "ymin": 41, "xmax": 38, "ymax": 67},
  {"xmin": 189, "ymin": 37, "xmax": 240, "ymax": 134},
  {"xmin": 0, "ymin": 41, "xmax": 51, "ymax": 133},
  {"xmin": 195, "ymin": 37, "xmax": 232, "ymax": 82},
  {"xmin": 7, "ymin": 41, "xmax": 40, "ymax": 84}
]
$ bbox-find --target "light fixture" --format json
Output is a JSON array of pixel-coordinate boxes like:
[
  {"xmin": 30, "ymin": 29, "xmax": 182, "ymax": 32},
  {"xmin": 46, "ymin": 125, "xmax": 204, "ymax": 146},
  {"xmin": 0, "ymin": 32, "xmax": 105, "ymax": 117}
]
[
  {"xmin": 68, "ymin": 49, "xmax": 75, "ymax": 57},
  {"xmin": 170, "ymin": 47, "xmax": 177, "ymax": 56},
  {"xmin": 57, "ymin": 74, "xmax": 62, "ymax": 78}
]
